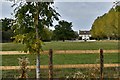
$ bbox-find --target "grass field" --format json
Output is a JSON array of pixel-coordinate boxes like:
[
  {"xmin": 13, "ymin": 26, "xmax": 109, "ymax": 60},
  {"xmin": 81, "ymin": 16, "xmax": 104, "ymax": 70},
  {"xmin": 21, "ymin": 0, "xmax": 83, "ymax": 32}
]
[
  {"xmin": 2, "ymin": 53, "xmax": 118, "ymax": 66},
  {"xmin": 1, "ymin": 41, "xmax": 119, "ymax": 79},
  {"xmin": 1, "ymin": 41, "xmax": 119, "ymax": 51}
]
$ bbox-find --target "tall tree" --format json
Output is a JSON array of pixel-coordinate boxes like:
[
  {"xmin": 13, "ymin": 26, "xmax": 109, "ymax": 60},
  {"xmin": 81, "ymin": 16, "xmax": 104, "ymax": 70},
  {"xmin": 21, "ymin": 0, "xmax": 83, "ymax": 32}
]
[
  {"xmin": 114, "ymin": 1, "xmax": 120, "ymax": 38},
  {"xmin": 1, "ymin": 18, "xmax": 14, "ymax": 42},
  {"xmin": 91, "ymin": 6, "xmax": 119, "ymax": 40},
  {"xmin": 1, "ymin": 18, "xmax": 13, "ymax": 31},
  {"xmin": 53, "ymin": 20, "xmax": 77, "ymax": 41},
  {"xmin": 11, "ymin": 0, "xmax": 60, "ymax": 79}
]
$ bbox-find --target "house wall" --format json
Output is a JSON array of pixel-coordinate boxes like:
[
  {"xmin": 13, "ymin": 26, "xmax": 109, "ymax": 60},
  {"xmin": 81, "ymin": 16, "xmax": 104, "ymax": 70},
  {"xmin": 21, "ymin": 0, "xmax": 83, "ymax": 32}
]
[{"xmin": 79, "ymin": 35, "xmax": 91, "ymax": 40}]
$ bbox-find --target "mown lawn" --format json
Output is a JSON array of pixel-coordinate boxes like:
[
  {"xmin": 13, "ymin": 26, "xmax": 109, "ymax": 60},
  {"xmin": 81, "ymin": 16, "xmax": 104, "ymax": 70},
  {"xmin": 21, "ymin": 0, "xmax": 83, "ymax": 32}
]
[
  {"xmin": 2, "ymin": 53, "xmax": 118, "ymax": 66},
  {"xmin": 1, "ymin": 41, "xmax": 119, "ymax": 51}
]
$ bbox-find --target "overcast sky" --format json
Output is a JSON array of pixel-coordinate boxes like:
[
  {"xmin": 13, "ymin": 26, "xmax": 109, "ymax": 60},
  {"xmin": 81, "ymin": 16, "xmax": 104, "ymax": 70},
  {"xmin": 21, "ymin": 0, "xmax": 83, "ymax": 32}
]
[
  {"xmin": 0, "ymin": 1, "xmax": 114, "ymax": 31},
  {"xmin": 54, "ymin": 2, "xmax": 113, "ymax": 31}
]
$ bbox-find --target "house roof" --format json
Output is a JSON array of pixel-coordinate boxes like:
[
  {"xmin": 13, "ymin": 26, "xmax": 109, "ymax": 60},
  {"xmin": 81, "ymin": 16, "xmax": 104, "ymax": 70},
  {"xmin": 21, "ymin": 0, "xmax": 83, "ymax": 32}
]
[{"xmin": 79, "ymin": 30, "xmax": 91, "ymax": 35}]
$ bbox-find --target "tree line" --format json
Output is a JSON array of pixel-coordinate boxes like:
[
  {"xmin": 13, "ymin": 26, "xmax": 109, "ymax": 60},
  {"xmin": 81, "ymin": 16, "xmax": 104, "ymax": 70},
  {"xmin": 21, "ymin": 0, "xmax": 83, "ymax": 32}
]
[
  {"xmin": 1, "ymin": 18, "xmax": 78, "ymax": 42},
  {"xmin": 91, "ymin": 4, "xmax": 120, "ymax": 40}
]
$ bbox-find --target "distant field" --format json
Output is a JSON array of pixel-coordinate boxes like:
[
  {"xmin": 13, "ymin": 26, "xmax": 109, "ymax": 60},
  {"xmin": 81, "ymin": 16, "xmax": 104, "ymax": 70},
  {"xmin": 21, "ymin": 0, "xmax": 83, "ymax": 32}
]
[
  {"xmin": 2, "ymin": 53, "xmax": 118, "ymax": 66},
  {"xmin": 1, "ymin": 41, "xmax": 119, "ymax": 51}
]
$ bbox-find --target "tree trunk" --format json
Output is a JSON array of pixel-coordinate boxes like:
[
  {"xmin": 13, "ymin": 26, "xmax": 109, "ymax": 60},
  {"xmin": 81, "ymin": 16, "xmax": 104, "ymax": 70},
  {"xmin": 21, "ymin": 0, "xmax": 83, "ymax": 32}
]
[
  {"xmin": 35, "ymin": 2, "xmax": 40, "ymax": 79},
  {"xmin": 63, "ymin": 38, "xmax": 65, "ymax": 42},
  {"xmin": 36, "ymin": 30, "xmax": 40, "ymax": 79},
  {"xmin": 35, "ymin": 23, "xmax": 40, "ymax": 79},
  {"xmin": 36, "ymin": 52, "xmax": 40, "ymax": 79}
]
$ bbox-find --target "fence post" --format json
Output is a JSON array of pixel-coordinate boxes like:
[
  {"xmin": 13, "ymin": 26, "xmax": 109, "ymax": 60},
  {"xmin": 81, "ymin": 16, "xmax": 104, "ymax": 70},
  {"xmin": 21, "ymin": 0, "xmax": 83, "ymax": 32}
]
[
  {"xmin": 100, "ymin": 49, "xmax": 104, "ymax": 80},
  {"xmin": 49, "ymin": 49, "xmax": 53, "ymax": 80}
]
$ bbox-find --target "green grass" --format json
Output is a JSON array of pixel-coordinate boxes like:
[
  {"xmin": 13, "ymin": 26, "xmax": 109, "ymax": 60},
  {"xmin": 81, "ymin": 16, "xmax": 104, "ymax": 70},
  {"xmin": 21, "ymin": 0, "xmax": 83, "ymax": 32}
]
[
  {"xmin": 1, "ymin": 43, "xmax": 25, "ymax": 51},
  {"xmin": 2, "ymin": 53, "xmax": 119, "ymax": 66},
  {"xmin": 1, "ymin": 41, "xmax": 119, "ymax": 51},
  {"xmin": 43, "ymin": 41, "xmax": 119, "ymax": 50},
  {"xmin": 2, "ymin": 67, "xmax": 119, "ymax": 78},
  {"xmin": 1, "ymin": 41, "xmax": 119, "ymax": 79}
]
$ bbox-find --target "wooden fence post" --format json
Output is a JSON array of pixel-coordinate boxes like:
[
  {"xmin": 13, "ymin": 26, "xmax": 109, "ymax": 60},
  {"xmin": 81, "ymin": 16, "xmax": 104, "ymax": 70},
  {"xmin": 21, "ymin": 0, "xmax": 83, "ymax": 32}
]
[
  {"xmin": 100, "ymin": 49, "xmax": 104, "ymax": 80},
  {"xmin": 49, "ymin": 49, "xmax": 53, "ymax": 80}
]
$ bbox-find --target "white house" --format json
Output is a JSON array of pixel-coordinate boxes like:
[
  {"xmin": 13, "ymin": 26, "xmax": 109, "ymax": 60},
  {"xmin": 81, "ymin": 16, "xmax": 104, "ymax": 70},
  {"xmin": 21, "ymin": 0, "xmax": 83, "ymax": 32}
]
[{"xmin": 79, "ymin": 30, "xmax": 91, "ymax": 40}]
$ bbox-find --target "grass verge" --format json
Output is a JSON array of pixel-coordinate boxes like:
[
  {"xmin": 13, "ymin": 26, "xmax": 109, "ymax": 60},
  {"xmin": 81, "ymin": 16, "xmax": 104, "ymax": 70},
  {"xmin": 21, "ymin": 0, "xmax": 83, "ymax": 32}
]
[{"xmin": 2, "ymin": 53, "xmax": 119, "ymax": 66}]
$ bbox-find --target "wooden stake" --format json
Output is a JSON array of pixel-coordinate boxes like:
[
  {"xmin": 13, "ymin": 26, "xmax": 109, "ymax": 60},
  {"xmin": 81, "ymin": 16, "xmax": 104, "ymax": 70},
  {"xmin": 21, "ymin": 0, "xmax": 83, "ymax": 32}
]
[
  {"xmin": 100, "ymin": 49, "xmax": 104, "ymax": 80},
  {"xmin": 49, "ymin": 49, "xmax": 53, "ymax": 80}
]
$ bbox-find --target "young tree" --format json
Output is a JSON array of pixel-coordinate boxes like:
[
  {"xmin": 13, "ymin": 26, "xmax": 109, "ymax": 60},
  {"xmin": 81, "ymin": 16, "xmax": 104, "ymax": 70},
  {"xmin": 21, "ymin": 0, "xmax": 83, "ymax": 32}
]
[{"xmin": 11, "ymin": 0, "xmax": 60, "ymax": 79}]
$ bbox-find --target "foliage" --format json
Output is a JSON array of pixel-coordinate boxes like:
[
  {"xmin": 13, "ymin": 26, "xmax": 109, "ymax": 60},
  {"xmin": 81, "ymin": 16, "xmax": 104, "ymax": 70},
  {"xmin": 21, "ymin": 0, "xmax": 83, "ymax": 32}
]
[
  {"xmin": 12, "ymin": 1, "xmax": 60, "ymax": 53},
  {"xmin": 0, "ymin": 18, "xmax": 14, "ymax": 42},
  {"xmin": 40, "ymin": 27, "xmax": 53, "ymax": 41},
  {"xmin": 11, "ymin": 1, "xmax": 60, "ymax": 78},
  {"xmin": 17, "ymin": 56, "xmax": 30, "ymax": 78},
  {"xmin": 91, "ymin": 5, "xmax": 119, "ymax": 40},
  {"xmin": 66, "ymin": 71, "xmax": 86, "ymax": 79},
  {"xmin": 53, "ymin": 20, "xmax": 78, "ymax": 41},
  {"xmin": 65, "ymin": 66, "xmax": 99, "ymax": 79},
  {"xmin": 1, "ymin": 18, "xmax": 13, "ymax": 31}
]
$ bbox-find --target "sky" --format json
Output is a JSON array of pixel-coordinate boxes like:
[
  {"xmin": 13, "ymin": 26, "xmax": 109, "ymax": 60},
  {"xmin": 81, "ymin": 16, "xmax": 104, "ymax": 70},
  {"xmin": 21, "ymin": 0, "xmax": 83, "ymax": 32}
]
[
  {"xmin": 0, "ymin": 0, "xmax": 115, "ymax": 31},
  {"xmin": 54, "ymin": 2, "xmax": 113, "ymax": 31}
]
